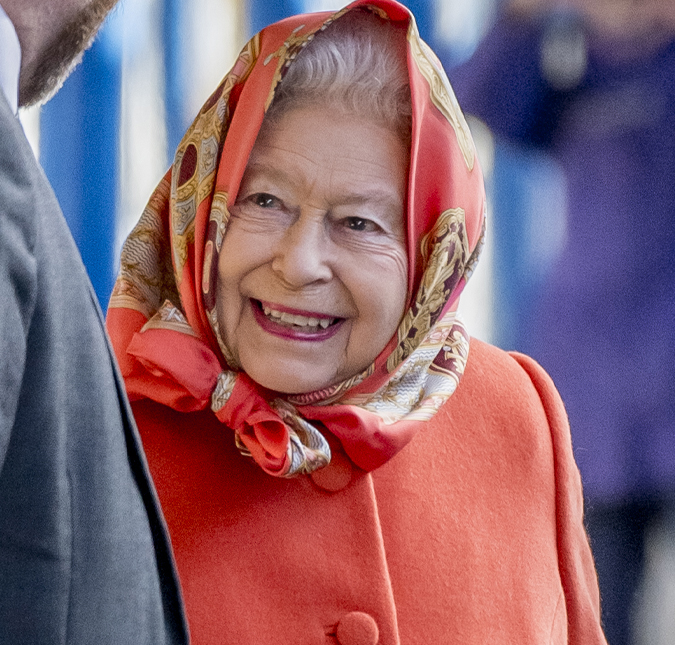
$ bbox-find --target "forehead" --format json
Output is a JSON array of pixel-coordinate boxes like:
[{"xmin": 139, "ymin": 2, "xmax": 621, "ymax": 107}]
[{"xmin": 245, "ymin": 106, "xmax": 408, "ymax": 203}]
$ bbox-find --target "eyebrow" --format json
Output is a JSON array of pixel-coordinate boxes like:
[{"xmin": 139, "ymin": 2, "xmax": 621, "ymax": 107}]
[
  {"xmin": 334, "ymin": 191, "xmax": 404, "ymax": 214},
  {"xmin": 241, "ymin": 161, "xmax": 405, "ymax": 213}
]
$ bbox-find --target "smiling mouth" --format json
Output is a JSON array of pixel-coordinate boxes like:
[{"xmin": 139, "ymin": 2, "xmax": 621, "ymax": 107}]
[{"xmin": 252, "ymin": 299, "xmax": 344, "ymax": 336}]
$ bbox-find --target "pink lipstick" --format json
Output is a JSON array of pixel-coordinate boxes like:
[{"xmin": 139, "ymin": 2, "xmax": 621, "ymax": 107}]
[{"xmin": 251, "ymin": 299, "xmax": 344, "ymax": 341}]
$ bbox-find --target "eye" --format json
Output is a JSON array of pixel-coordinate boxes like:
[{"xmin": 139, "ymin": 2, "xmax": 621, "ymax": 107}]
[
  {"xmin": 251, "ymin": 193, "xmax": 281, "ymax": 208},
  {"xmin": 343, "ymin": 216, "xmax": 378, "ymax": 232}
]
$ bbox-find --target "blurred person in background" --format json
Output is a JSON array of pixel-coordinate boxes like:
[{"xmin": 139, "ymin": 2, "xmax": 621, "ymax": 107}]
[
  {"xmin": 0, "ymin": 0, "xmax": 187, "ymax": 642},
  {"xmin": 451, "ymin": 0, "xmax": 675, "ymax": 643}
]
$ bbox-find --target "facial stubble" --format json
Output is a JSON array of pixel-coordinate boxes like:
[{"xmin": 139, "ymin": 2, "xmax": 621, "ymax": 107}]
[{"xmin": 19, "ymin": 0, "xmax": 119, "ymax": 108}]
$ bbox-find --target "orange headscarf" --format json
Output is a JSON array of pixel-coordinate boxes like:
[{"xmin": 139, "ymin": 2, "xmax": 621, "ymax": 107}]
[{"xmin": 107, "ymin": 0, "xmax": 485, "ymax": 477}]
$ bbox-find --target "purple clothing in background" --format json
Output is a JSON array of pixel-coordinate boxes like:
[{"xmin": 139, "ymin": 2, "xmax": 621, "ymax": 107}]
[{"xmin": 450, "ymin": 14, "xmax": 675, "ymax": 503}]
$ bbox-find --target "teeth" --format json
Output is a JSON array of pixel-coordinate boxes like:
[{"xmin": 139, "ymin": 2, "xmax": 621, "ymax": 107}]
[{"xmin": 260, "ymin": 304, "xmax": 335, "ymax": 329}]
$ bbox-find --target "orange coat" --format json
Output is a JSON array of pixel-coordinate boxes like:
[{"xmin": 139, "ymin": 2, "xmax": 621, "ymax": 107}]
[{"xmin": 133, "ymin": 339, "xmax": 606, "ymax": 644}]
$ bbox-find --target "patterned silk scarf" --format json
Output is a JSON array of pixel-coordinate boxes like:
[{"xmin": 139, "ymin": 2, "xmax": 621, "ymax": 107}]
[{"xmin": 106, "ymin": 0, "xmax": 486, "ymax": 477}]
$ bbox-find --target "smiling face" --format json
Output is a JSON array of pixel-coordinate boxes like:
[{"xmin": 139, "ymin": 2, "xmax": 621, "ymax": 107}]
[{"xmin": 215, "ymin": 106, "xmax": 409, "ymax": 394}]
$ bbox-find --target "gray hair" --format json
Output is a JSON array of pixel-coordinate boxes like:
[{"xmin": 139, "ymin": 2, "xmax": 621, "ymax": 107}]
[{"xmin": 264, "ymin": 9, "xmax": 412, "ymax": 144}]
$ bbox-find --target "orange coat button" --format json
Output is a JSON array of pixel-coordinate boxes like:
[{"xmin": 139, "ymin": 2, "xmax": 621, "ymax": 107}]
[
  {"xmin": 336, "ymin": 611, "xmax": 379, "ymax": 645},
  {"xmin": 310, "ymin": 449, "xmax": 353, "ymax": 491}
]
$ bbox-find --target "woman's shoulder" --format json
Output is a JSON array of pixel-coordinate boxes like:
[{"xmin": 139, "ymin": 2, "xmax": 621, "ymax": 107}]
[
  {"xmin": 393, "ymin": 338, "xmax": 576, "ymax": 517},
  {"xmin": 431, "ymin": 337, "xmax": 570, "ymax": 449},
  {"xmin": 465, "ymin": 336, "xmax": 549, "ymax": 377},
  {"xmin": 461, "ymin": 336, "xmax": 564, "ymax": 412}
]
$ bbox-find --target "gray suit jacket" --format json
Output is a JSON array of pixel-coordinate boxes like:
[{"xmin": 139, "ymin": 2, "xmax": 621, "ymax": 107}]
[{"xmin": 0, "ymin": 94, "xmax": 188, "ymax": 643}]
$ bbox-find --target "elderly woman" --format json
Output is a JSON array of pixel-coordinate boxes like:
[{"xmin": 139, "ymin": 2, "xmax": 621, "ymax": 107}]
[{"xmin": 107, "ymin": 1, "xmax": 606, "ymax": 643}]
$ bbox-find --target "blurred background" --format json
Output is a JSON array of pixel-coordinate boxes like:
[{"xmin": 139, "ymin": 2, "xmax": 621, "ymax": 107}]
[{"xmin": 19, "ymin": 0, "xmax": 675, "ymax": 643}]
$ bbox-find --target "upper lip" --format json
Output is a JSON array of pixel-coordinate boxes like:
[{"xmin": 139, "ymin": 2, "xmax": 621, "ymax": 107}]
[{"xmin": 256, "ymin": 299, "xmax": 342, "ymax": 320}]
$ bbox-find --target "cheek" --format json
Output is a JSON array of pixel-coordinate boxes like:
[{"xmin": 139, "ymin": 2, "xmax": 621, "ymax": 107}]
[
  {"xmin": 214, "ymin": 239, "xmax": 248, "ymax": 334},
  {"xmin": 214, "ymin": 272, "xmax": 237, "ymax": 344},
  {"xmin": 356, "ymin": 250, "xmax": 408, "ymax": 332},
  {"xmin": 381, "ymin": 265, "xmax": 408, "ymax": 331},
  {"xmin": 382, "ymin": 245, "xmax": 409, "ymax": 309}
]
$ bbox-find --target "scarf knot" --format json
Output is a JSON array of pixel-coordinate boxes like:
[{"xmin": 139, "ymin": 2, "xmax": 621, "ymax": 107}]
[{"xmin": 212, "ymin": 372, "xmax": 331, "ymax": 477}]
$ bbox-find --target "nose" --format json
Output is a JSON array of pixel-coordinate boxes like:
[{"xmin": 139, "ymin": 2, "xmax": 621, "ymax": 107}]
[{"xmin": 271, "ymin": 212, "xmax": 333, "ymax": 288}]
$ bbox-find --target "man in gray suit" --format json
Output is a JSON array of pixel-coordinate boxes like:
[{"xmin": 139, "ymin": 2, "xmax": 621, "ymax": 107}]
[{"xmin": 0, "ymin": 1, "xmax": 188, "ymax": 642}]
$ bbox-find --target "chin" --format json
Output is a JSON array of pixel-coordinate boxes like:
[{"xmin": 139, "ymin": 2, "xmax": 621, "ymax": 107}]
[
  {"xmin": 252, "ymin": 377, "xmax": 320, "ymax": 396},
  {"xmin": 246, "ymin": 366, "xmax": 335, "ymax": 396}
]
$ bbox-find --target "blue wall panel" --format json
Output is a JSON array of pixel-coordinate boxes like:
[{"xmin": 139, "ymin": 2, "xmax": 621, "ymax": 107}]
[{"xmin": 40, "ymin": 24, "xmax": 122, "ymax": 309}]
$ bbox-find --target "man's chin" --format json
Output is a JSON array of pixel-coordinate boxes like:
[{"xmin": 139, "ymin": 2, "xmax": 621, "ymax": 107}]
[
  {"xmin": 18, "ymin": 0, "xmax": 117, "ymax": 108},
  {"xmin": 20, "ymin": 52, "xmax": 85, "ymax": 109}
]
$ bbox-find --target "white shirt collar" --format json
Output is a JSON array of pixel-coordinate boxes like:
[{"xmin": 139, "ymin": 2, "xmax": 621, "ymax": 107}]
[{"xmin": 0, "ymin": 3, "xmax": 21, "ymax": 114}]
